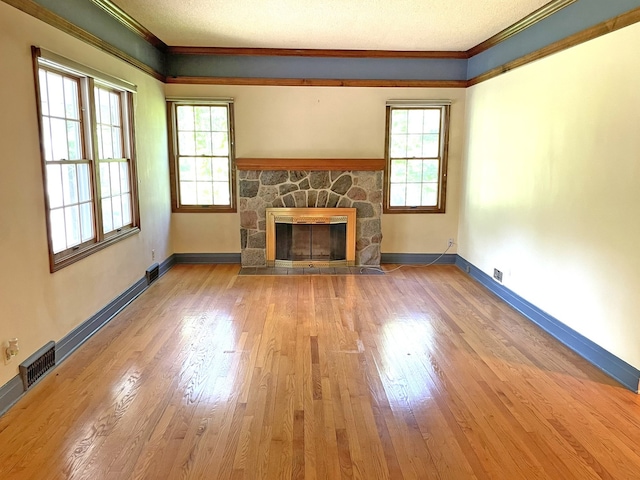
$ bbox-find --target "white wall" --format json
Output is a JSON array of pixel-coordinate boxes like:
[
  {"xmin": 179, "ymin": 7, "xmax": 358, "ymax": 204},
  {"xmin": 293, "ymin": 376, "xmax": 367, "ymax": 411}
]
[
  {"xmin": 460, "ymin": 22, "xmax": 640, "ymax": 368},
  {"xmin": 0, "ymin": 3, "xmax": 172, "ymax": 386},
  {"xmin": 165, "ymin": 84, "xmax": 465, "ymax": 255}
]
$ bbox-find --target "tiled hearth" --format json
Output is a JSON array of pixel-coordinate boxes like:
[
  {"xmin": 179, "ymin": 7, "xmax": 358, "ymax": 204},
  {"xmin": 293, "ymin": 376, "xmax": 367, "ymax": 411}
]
[{"xmin": 238, "ymin": 169, "xmax": 383, "ymax": 267}]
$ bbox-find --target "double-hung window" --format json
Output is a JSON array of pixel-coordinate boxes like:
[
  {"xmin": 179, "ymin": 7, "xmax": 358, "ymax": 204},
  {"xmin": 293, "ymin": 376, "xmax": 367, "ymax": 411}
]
[
  {"xmin": 167, "ymin": 99, "xmax": 236, "ymax": 212},
  {"xmin": 384, "ymin": 102, "xmax": 450, "ymax": 213},
  {"xmin": 33, "ymin": 48, "xmax": 139, "ymax": 271}
]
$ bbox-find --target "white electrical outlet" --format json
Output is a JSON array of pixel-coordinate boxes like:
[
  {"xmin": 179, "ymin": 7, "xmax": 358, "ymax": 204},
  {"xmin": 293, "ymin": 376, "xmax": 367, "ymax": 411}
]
[
  {"xmin": 448, "ymin": 238, "xmax": 455, "ymax": 247},
  {"xmin": 151, "ymin": 249, "xmax": 155, "ymax": 261}
]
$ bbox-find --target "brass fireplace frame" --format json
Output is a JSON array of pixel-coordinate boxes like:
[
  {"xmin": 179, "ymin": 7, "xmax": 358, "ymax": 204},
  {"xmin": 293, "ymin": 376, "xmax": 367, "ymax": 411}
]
[{"xmin": 265, "ymin": 207, "xmax": 356, "ymax": 267}]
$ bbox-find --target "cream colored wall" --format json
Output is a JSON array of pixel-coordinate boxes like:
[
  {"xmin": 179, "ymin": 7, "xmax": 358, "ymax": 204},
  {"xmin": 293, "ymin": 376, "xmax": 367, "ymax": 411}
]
[
  {"xmin": 165, "ymin": 84, "xmax": 464, "ymax": 254},
  {"xmin": 460, "ymin": 23, "xmax": 640, "ymax": 368},
  {"xmin": 0, "ymin": 3, "xmax": 171, "ymax": 386}
]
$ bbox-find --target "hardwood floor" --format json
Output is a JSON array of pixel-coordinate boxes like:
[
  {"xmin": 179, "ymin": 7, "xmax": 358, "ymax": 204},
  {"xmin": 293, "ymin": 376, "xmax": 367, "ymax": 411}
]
[{"xmin": 1, "ymin": 264, "xmax": 639, "ymax": 479}]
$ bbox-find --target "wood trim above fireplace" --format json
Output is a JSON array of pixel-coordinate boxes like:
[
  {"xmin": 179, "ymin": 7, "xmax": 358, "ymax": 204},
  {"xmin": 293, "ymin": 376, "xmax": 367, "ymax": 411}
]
[{"xmin": 236, "ymin": 158, "xmax": 385, "ymax": 171}]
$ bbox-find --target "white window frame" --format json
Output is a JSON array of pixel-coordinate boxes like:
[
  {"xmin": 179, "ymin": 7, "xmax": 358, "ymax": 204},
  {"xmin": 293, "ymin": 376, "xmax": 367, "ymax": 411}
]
[{"xmin": 33, "ymin": 47, "xmax": 140, "ymax": 272}]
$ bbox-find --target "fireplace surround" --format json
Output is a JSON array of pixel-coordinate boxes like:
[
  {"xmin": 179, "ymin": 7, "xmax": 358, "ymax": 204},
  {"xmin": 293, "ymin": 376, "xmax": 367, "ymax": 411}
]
[{"xmin": 238, "ymin": 165, "xmax": 383, "ymax": 267}]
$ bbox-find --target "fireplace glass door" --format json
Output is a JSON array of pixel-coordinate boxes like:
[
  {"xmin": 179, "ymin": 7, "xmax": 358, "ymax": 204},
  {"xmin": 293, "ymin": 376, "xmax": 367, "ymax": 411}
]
[{"xmin": 275, "ymin": 222, "xmax": 347, "ymax": 263}]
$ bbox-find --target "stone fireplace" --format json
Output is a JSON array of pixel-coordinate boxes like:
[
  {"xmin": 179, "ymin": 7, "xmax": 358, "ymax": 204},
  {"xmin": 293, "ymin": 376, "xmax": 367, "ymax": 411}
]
[{"xmin": 237, "ymin": 161, "xmax": 383, "ymax": 267}]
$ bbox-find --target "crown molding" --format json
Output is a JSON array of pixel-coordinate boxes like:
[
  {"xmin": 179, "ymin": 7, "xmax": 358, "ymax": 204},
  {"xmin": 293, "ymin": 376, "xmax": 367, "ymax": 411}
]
[
  {"xmin": 468, "ymin": 5, "xmax": 640, "ymax": 87},
  {"xmin": 2, "ymin": 0, "xmax": 165, "ymax": 81},
  {"xmin": 167, "ymin": 46, "xmax": 469, "ymax": 59},
  {"xmin": 89, "ymin": 0, "xmax": 167, "ymax": 50},
  {"xmin": 466, "ymin": 0, "xmax": 577, "ymax": 57},
  {"xmin": 165, "ymin": 76, "xmax": 468, "ymax": 88}
]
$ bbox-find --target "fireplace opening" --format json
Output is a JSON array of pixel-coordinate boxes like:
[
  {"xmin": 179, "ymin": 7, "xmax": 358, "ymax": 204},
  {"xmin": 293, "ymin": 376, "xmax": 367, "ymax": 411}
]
[
  {"xmin": 275, "ymin": 223, "xmax": 347, "ymax": 262},
  {"xmin": 266, "ymin": 208, "xmax": 356, "ymax": 267}
]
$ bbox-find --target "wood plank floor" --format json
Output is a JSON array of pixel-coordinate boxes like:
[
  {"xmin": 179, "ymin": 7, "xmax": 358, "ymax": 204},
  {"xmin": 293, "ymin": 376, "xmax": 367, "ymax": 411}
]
[{"xmin": 1, "ymin": 264, "xmax": 639, "ymax": 479}]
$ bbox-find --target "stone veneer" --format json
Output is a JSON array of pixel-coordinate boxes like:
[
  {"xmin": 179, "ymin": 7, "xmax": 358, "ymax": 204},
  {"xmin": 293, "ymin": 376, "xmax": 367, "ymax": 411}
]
[{"xmin": 238, "ymin": 170, "xmax": 383, "ymax": 267}]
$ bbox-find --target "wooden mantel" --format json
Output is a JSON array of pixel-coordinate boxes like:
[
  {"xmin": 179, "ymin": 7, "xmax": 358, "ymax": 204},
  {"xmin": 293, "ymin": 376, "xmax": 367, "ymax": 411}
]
[{"xmin": 236, "ymin": 158, "xmax": 385, "ymax": 171}]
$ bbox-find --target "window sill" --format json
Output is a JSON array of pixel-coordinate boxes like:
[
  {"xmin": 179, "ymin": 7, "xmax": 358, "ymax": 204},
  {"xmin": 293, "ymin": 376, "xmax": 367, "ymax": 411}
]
[
  {"xmin": 171, "ymin": 206, "xmax": 237, "ymax": 214},
  {"xmin": 50, "ymin": 227, "xmax": 140, "ymax": 272},
  {"xmin": 383, "ymin": 207, "xmax": 446, "ymax": 214}
]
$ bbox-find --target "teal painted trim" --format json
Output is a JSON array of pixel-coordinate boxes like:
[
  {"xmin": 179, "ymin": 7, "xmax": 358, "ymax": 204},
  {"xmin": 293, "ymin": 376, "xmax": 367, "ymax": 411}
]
[
  {"xmin": 174, "ymin": 253, "xmax": 241, "ymax": 264},
  {"xmin": 32, "ymin": 0, "xmax": 166, "ymax": 74},
  {"xmin": 381, "ymin": 253, "xmax": 457, "ymax": 265},
  {"xmin": 159, "ymin": 254, "xmax": 176, "ymax": 276},
  {"xmin": 167, "ymin": 54, "xmax": 467, "ymax": 81},
  {"xmin": 0, "ymin": 376, "xmax": 25, "ymax": 417},
  {"xmin": 467, "ymin": 0, "xmax": 640, "ymax": 79},
  {"xmin": 455, "ymin": 256, "xmax": 640, "ymax": 393}
]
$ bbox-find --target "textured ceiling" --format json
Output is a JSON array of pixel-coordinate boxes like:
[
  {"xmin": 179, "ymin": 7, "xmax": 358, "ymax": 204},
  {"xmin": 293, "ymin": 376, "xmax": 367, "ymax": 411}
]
[{"xmin": 112, "ymin": 0, "xmax": 551, "ymax": 51}]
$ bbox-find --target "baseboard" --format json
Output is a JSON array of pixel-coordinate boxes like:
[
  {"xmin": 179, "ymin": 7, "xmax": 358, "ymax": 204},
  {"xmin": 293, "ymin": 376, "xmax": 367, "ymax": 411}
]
[
  {"xmin": 174, "ymin": 253, "xmax": 241, "ymax": 264},
  {"xmin": 0, "ymin": 254, "xmax": 177, "ymax": 417},
  {"xmin": 455, "ymin": 256, "xmax": 640, "ymax": 393},
  {"xmin": 0, "ymin": 375, "xmax": 25, "ymax": 417},
  {"xmin": 381, "ymin": 253, "xmax": 457, "ymax": 265}
]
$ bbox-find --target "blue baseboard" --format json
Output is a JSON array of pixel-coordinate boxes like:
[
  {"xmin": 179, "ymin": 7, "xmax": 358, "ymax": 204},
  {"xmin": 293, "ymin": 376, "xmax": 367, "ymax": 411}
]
[
  {"xmin": 0, "ymin": 255, "xmax": 177, "ymax": 417},
  {"xmin": 174, "ymin": 253, "xmax": 241, "ymax": 264},
  {"xmin": 381, "ymin": 253, "xmax": 457, "ymax": 265},
  {"xmin": 455, "ymin": 256, "xmax": 640, "ymax": 393}
]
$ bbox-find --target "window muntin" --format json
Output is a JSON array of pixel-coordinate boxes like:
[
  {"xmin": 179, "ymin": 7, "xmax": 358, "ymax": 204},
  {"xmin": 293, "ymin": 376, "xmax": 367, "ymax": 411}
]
[
  {"xmin": 384, "ymin": 105, "xmax": 450, "ymax": 213},
  {"xmin": 34, "ymin": 49, "xmax": 139, "ymax": 271},
  {"xmin": 168, "ymin": 101, "xmax": 235, "ymax": 212}
]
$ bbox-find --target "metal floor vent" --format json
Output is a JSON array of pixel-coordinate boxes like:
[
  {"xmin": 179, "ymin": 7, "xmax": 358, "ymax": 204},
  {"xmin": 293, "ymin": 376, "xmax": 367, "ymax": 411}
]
[
  {"xmin": 19, "ymin": 341, "xmax": 55, "ymax": 391},
  {"xmin": 146, "ymin": 263, "xmax": 160, "ymax": 285}
]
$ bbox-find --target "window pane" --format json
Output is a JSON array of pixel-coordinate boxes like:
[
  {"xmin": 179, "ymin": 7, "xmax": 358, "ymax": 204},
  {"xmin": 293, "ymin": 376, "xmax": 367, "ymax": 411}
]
[
  {"xmin": 102, "ymin": 198, "xmax": 113, "ymax": 233},
  {"xmin": 390, "ymin": 135, "xmax": 407, "ymax": 158},
  {"xmin": 194, "ymin": 106, "xmax": 211, "ymax": 130},
  {"xmin": 67, "ymin": 121, "xmax": 81, "ymax": 160},
  {"xmin": 391, "ymin": 110, "xmax": 407, "ymax": 134},
  {"xmin": 121, "ymin": 193, "xmax": 131, "ymax": 225},
  {"xmin": 110, "ymin": 93, "xmax": 121, "ymax": 126},
  {"xmin": 64, "ymin": 205, "xmax": 81, "ymax": 247},
  {"xmin": 47, "ymin": 72, "xmax": 65, "ymax": 118},
  {"xmin": 179, "ymin": 157, "xmax": 196, "ymax": 181},
  {"xmin": 390, "ymin": 160, "xmax": 407, "ymax": 183},
  {"xmin": 100, "ymin": 162, "xmax": 111, "ymax": 198},
  {"xmin": 422, "ymin": 134, "xmax": 439, "ymax": 157},
  {"xmin": 211, "ymin": 107, "xmax": 227, "ymax": 131},
  {"xmin": 63, "ymin": 78, "xmax": 79, "ymax": 120},
  {"xmin": 62, "ymin": 164, "xmax": 78, "ymax": 205},
  {"xmin": 110, "ymin": 162, "xmax": 121, "ymax": 195},
  {"xmin": 406, "ymin": 134, "xmax": 422, "ymax": 157},
  {"xmin": 213, "ymin": 182, "xmax": 230, "ymax": 205},
  {"xmin": 422, "ymin": 183, "xmax": 438, "ymax": 206},
  {"xmin": 407, "ymin": 110, "xmax": 424, "ymax": 134},
  {"xmin": 50, "ymin": 118, "xmax": 68, "ymax": 160},
  {"xmin": 39, "ymin": 70, "xmax": 49, "ymax": 116},
  {"xmin": 212, "ymin": 157, "xmax": 229, "ymax": 181},
  {"xmin": 80, "ymin": 202, "xmax": 94, "ymax": 242},
  {"xmin": 101, "ymin": 125, "xmax": 113, "ymax": 159},
  {"xmin": 77, "ymin": 163, "xmax": 92, "ymax": 202},
  {"xmin": 196, "ymin": 182, "xmax": 213, "ymax": 204},
  {"xmin": 212, "ymin": 132, "xmax": 229, "ymax": 156},
  {"xmin": 112, "ymin": 195, "xmax": 123, "ymax": 229},
  {"xmin": 180, "ymin": 182, "xmax": 197, "ymax": 204},
  {"xmin": 177, "ymin": 106, "xmax": 194, "ymax": 131},
  {"xmin": 120, "ymin": 163, "xmax": 130, "ymax": 193},
  {"xmin": 50, "ymin": 208, "xmax": 66, "ymax": 253},
  {"xmin": 196, "ymin": 158, "xmax": 212, "ymax": 181},
  {"xmin": 46, "ymin": 164, "xmax": 63, "ymax": 209},
  {"xmin": 98, "ymin": 88, "xmax": 111, "ymax": 127},
  {"xmin": 389, "ymin": 184, "xmax": 406, "ymax": 206},
  {"xmin": 406, "ymin": 183, "xmax": 421, "ymax": 206},
  {"xmin": 195, "ymin": 132, "xmax": 211, "ymax": 155},
  {"xmin": 178, "ymin": 132, "xmax": 195, "ymax": 156},
  {"xmin": 422, "ymin": 160, "xmax": 439, "ymax": 183},
  {"xmin": 42, "ymin": 118, "xmax": 53, "ymax": 161},
  {"xmin": 407, "ymin": 160, "xmax": 422, "ymax": 183},
  {"xmin": 112, "ymin": 127, "xmax": 122, "ymax": 158},
  {"xmin": 424, "ymin": 110, "xmax": 441, "ymax": 134}
]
